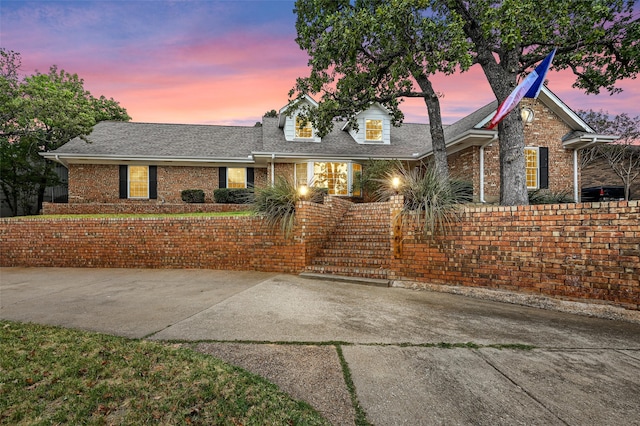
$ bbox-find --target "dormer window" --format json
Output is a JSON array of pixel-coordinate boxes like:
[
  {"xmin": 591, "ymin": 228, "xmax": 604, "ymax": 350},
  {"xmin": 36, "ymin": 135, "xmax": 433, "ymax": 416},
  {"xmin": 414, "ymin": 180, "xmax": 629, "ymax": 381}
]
[
  {"xmin": 295, "ymin": 116, "xmax": 313, "ymax": 139},
  {"xmin": 365, "ymin": 119, "xmax": 383, "ymax": 142}
]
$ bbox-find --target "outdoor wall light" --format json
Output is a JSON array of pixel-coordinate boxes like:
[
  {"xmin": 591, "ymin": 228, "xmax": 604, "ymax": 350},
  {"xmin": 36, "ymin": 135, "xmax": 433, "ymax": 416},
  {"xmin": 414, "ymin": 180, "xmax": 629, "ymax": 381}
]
[
  {"xmin": 521, "ymin": 107, "xmax": 535, "ymax": 124},
  {"xmin": 391, "ymin": 176, "xmax": 401, "ymax": 193},
  {"xmin": 298, "ymin": 185, "xmax": 309, "ymax": 198}
]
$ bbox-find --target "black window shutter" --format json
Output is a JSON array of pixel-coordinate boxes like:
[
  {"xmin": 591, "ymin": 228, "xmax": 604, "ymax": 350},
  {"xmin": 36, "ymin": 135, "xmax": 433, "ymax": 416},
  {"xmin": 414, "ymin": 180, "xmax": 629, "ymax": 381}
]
[
  {"xmin": 218, "ymin": 167, "xmax": 227, "ymax": 189},
  {"xmin": 247, "ymin": 167, "xmax": 254, "ymax": 188},
  {"xmin": 539, "ymin": 147, "xmax": 549, "ymax": 189},
  {"xmin": 119, "ymin": 165, "xmax": 128, "ymax": 199},
  {"xmin": 149, "ymin": 166, "xmax": 157, "ymax": 199}
]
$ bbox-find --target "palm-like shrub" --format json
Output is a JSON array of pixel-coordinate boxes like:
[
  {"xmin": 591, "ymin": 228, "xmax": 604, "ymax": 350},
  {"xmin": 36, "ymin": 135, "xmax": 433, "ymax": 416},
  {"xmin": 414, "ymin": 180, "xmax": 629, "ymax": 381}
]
[
  {"xmin": 376, "ymin": 164, "xmax": 471, "ymax": 238},
  {"xmin": 252, "ymin": 177, "xmax": 324, "ymax": 236}
]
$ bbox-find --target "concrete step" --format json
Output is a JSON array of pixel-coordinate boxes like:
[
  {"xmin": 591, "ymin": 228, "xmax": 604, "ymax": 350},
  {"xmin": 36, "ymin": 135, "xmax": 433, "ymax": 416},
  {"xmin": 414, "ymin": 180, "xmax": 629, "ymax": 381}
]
[
  {"xmin": 299, "ymin": 271, "xmax": 391, "ymax": 287},
  {"xmin": 303, "ymin": 265, "xmax": 390, "ymax": 281},
  {"xmin": 311, "ymin": 256, "xmax": 390, "ymax": 269}
]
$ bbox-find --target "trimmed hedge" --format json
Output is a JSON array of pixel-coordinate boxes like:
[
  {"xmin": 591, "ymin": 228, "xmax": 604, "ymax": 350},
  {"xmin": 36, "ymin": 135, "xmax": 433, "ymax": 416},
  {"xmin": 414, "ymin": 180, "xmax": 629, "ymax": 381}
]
[
  {"xmin": 181, "ymin": 189, "xmax": 205, "ymax": 203},
  {"xmin": 214, "ymin": 188, "xmax": 254, "ymax": 204}
]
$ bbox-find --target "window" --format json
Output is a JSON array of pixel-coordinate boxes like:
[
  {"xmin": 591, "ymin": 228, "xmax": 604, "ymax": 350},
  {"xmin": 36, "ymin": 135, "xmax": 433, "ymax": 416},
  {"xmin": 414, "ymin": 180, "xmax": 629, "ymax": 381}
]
[
  {"xmin": 365, "ymin": 119, "xmax": 383, "ymax": 142},
  {"xmin": 129, "ymin": 166, "xmax": 149, "ymax": 198},
  {"xmin": 525, "ymin": 148, "xmax": 538, "ymax": 189},
  {"xmin": 119, "ymin": 165, "xmax": 156, "ymax": 199},
  {"xmin": 352, "ymin": 163, "xmax": 362, "ymax": 197},
  {"xmin": 295, "ymin": 116, "xmax": 313, "ymax": 139},
  {"xmin": 295, "ymin": 163, "xmax": 308, "ymax": 187},
  {"xmin": 525, "ymin": 147, "xmax": 549, "ymax": 190},
  {"xmin": 218, "ymin": 167, "xmax": 254, "ymax": 189},
  {"xmin": 227, "ymin": 168, "xmax": 247, "ymax": 188}
]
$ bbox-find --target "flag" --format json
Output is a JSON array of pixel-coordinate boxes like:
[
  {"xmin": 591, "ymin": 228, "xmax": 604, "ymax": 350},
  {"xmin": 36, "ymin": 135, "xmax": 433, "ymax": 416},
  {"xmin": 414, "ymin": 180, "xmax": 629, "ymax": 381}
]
[{"xmin": 487, "ymin": 48, "xmax": 556, "ymax": 130}]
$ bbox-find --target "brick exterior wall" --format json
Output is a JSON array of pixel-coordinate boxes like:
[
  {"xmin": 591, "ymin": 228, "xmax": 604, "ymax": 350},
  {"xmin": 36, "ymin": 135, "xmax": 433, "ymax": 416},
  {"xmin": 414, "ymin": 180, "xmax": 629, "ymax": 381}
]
[
  {"xmin": 68, "ymin": 164, "xmax": 119, "ymax": 203},
  {"xmin": 67, "ymin": 164, "xmax": 268, "ymax": 207},
  {"xmin": 447, "ymin": 146, "xmax": 482, "ymax": 201},
  {"xmin": 521, "ymin": 98, "xmax": 575, "ymax": 195},
  {"xmin": 448, "ymin": 98, "xmax": 578, "ymax": 203},
  {"xmin": 2, "ymin": 199, "xmax": 637, "ymax": 311}
]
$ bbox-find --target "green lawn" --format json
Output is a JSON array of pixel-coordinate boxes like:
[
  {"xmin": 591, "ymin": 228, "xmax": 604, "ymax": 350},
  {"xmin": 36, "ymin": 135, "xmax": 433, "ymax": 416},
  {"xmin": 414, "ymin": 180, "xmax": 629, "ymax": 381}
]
[
  {"xmin": 16, "ymin": 211, "xmax": 253, "ymax": 220},
  {"xmin": 0, "ymin": 321, "xmax": 329, "ymax": 425}
]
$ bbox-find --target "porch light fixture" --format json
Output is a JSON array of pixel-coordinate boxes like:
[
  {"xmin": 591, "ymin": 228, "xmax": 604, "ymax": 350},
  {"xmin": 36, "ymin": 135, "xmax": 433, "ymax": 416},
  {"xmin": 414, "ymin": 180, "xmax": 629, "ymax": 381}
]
[
  {"xmin": 521, "ymin": 107, "xmax": 534, "ymax": 124},
  {"xmin": 298, "ymin": 185, "xmax": 309, "ymax": 198},
  {"xmin": 391, "ymin": 176, "xmax": 401, "ymax": 193}
]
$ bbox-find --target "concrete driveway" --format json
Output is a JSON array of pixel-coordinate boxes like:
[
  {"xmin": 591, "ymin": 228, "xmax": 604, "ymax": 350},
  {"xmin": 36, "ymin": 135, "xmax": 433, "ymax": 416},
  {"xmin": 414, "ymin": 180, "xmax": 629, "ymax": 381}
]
[{"xmin": 2, "ymin": 267, "xmax": 640, "ymax": 425}]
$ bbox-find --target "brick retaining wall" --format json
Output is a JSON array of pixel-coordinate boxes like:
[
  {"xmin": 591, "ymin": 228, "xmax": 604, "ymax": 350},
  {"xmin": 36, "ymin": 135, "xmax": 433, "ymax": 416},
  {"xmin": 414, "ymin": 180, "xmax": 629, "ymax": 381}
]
[
  {"xmin": 1, "ymin": 200, "xmax": 638, "ymax": 310},
  {"xmin": 391, "ymin": 200, "xmax": 639, "ymax": 310},
  {"xmin": 0, "ymin": 215, "xmax": 310, "ymax": 272}
]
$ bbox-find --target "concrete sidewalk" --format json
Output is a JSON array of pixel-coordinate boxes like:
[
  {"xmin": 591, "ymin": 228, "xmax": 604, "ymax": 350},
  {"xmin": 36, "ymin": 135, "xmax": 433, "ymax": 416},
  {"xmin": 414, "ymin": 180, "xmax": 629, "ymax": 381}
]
[{"xmin": 2, "ymin": 267, "xmax": 639, "ymax": 425}]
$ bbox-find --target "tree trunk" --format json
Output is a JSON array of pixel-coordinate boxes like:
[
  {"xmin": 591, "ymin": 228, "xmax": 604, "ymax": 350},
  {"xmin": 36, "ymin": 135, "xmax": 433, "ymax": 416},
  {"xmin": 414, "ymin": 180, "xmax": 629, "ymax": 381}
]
[
  {"xmin": 477, "ymin": 51, "xmax": 529, "ymax": 205},
  {"xmin": 413, "ymin": 72, "xmax": 449, "ymax": 180},
  {"xmin": 497, "ymin": 112, "xmax": 529, "ymax": 205}
]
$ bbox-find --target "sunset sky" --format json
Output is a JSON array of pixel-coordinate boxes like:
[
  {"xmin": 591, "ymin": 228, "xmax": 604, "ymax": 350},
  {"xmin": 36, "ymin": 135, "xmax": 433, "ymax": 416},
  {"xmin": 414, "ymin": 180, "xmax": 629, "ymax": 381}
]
[{"xmin": 1, "ymin": 0, "xmax": 638, "ymax": 126}]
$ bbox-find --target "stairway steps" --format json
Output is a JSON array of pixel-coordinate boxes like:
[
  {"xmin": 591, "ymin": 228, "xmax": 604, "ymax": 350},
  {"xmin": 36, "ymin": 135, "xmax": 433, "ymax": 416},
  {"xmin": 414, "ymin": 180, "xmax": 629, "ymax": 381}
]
[
  {"xmin": 304, "ymin": 202, "xmax": 394, "ymax": 283},
  {"xmin": 318, "ymin": 248, "xmax": 391, "ymax": 257},
  {"xmin": 303, "ymin": 265, "xmax": 390, "ymax": 280},
  {"xmin": 311, "ymin": 256, "xmax": 390, "ymax": 268}
]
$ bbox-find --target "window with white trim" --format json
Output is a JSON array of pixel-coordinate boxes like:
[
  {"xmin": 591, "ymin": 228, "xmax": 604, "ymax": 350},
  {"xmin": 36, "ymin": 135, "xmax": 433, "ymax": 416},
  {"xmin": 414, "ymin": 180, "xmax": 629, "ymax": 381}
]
[
  {"xmin": 294, "ymin": 163, "xmax": 308, "ymax": 187},
  {"xmin": 295, "ymin": 162, "xmax": 362, "ymax": 196},
  {"xmin": 295, "ymin": 116, "xmax": 313, "ymax": 139},
  {"xmin": 227, "ymin": 168, "xmax": 247, "ymax": 188},
  {"xmin": 525, "ymin": 148, "xmax": 539, "ymax": 189},
  {"xmin": 129, "ymin": 166, "xmax": 149, "ymax": 198},
  {"xmin": 365, "ymin": 119, "xmax": 383, "ymax": 142}
]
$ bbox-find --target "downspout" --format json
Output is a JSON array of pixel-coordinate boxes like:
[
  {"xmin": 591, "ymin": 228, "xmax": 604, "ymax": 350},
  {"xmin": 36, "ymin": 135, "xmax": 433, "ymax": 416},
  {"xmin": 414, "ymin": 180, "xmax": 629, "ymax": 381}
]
[
  {"xmin": 479, "ymin": 135, "xmax": 498, "ymax": 203},
  {"xmin": 271, "ymin": 154, "xmax": 275, "ymax": 186}
]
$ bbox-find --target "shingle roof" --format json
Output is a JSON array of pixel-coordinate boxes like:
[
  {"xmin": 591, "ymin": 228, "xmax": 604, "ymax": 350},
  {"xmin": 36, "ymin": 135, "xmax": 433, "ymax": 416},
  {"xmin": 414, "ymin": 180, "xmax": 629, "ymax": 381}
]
[
  {"xmin": 259, "ymin": 117, "xmax": 431, "ymax": 158},
  {"xmin": 55, "ymin": 121, "xmax": 262, "ymax": 159},
  {"xmin": 52, "ymin": 117, "xmax": 434, "ymax": 161},
  {"xmin": 443, "ymin": 101, "xmax": 497, "ymax": 141}
]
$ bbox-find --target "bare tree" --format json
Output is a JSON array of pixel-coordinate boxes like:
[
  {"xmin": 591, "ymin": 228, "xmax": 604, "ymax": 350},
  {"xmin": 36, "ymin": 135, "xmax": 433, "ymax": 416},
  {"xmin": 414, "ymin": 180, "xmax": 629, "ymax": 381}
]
[{"xmin": 578, "ymin": 110, "xmax": 640, "ymax": 200}]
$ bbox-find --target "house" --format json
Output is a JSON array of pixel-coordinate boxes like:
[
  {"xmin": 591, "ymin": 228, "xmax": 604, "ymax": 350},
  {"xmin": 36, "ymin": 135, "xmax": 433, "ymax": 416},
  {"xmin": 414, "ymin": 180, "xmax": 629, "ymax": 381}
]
[{"xmin": 42, "ymin": 86, "xmax": 616, "ymax": 207}]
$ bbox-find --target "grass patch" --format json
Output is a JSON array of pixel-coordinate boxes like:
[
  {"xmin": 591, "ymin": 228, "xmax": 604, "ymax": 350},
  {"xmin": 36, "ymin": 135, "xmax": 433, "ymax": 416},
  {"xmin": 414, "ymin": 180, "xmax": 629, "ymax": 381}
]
[
  {"xmin": 334, "ymin": 345, "xmax": 372, "ymax": 426},
  {"xmin": 0, "ymin": 321, "xmax": 329, "ymax": 425},
  {"xmin": 16, "ymin": 211, "xmax": 253, "ymax": 220}
]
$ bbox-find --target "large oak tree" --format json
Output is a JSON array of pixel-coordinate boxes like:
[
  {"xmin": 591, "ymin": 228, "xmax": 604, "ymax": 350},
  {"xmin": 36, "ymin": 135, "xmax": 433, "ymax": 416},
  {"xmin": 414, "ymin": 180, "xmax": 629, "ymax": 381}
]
[
  {"xmin": 293, "ymin": 0, "xmax": 639, "ymax": 205},
  {"xmin": 292, "ymin": 0, "xmax": 473, "ymax": 180}
]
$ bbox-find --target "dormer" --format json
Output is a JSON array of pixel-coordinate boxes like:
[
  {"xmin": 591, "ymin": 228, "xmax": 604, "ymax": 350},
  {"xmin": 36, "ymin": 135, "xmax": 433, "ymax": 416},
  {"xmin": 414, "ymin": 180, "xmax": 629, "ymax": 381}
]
[
  {"xmin": 278, "ymin": 95, "xmax": 322, "ymax": 143},
  {"xmin": 342, "ymin": 103, "xmax": 391, "ymax": 145}
]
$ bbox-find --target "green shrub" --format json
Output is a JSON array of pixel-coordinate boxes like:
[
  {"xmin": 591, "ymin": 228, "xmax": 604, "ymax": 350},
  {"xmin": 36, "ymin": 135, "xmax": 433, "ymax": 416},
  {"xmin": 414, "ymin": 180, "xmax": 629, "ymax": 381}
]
[
  {"xmin": 355, "ymin": 159, "xmax": 403, "ymax": 201},
  {"xmin": 252, "ymin": 177, "xmax": 324, "ymax": 237},
  {"xmin": 181, "ymin": 189, "xmax": 205, "ymax": 203},
  {"xmin": 528, "ymin": 189, "xmax": 574, "ymax": 204},
  {"xmin": 214, "ymin": 188, "xmax": 254, "ymax": 204}
]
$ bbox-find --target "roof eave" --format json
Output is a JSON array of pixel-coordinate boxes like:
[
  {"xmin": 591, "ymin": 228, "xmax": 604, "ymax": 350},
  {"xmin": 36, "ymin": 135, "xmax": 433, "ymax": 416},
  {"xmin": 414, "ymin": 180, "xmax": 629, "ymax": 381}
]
[
  {"xmin": 251, "ymin": 152, "xmax": 416, "ymax": 162},
  {"xmin": 562, "ymin": 134, "xmax": 620, "ymax": 150},
  {"xmin": 40, "ymin": 152, "xmax": 256, "ymax": 164},
  {"xmin": 416, "ymin": 130, "xmax": 497, "ymax": 159}
]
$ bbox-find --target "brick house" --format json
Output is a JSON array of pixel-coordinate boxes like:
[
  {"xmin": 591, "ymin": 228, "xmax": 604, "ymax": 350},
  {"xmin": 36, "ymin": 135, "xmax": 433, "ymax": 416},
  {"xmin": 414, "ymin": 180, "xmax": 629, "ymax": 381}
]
[{"xmin": 42, "ymin": 86, "xmax": 615, "ymax": 207}]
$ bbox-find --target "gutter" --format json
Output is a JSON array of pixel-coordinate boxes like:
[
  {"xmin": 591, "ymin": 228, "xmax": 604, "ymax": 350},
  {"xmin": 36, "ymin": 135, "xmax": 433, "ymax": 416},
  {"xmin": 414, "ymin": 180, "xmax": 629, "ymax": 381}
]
[
  {"xmin": 39, "ymin": 153, "xmax": 256, "ymax": 164},
  {"xmin": 251, "ymin": 152, "xmax": 416, "ymax": 161}
]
